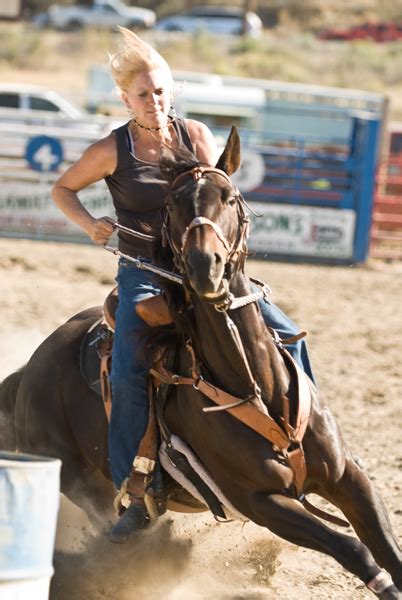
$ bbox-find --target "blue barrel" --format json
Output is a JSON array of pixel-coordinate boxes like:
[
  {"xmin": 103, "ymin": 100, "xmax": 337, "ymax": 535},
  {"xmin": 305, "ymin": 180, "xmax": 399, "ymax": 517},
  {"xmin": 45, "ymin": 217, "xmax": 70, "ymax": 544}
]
[{"xmin": 0, "ymin": 452, "xmax": 61, "ymax": 599}]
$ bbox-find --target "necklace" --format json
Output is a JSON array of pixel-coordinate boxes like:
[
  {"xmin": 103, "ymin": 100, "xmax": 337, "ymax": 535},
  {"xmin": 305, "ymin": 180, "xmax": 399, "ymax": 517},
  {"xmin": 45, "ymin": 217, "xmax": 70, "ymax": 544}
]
[{"xmin": 133, "ymin": 116, "xmax": 174, "ymax": 132}]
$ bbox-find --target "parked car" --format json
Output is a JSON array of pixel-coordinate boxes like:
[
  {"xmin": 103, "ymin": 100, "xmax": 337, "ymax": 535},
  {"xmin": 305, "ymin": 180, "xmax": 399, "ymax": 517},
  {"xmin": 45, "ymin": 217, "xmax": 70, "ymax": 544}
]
[
  {"xmin": 0, "ymin": 83, "xmax": 116, "ymax": 135},
  {"xmin": 33, "ymin": 0, "xmax": 155, "ymax": 31},
  {"xmin": 0, "ymin": 84, "xmax": 86, "ymax": 118},
  {"xmin": 318, "ymin": 22, "xmax": 402, "ymax": 43},
  {"xmin": 155, "ymin": 5, "xmax": 262, "ymax": 37}
]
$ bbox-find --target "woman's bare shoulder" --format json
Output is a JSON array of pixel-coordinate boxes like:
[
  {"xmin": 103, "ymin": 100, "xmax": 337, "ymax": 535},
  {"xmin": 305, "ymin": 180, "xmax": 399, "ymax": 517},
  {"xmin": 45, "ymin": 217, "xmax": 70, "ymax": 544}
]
[
  {"xmin": 183, "ymin": 118, "xmax": 211, "ymax": 138},
  {"xmin": 81, "ymin": 132, "xmax": 117, "ymax": 175},
  {"xmin": 183, "ymin": 118, "xmax": 220, "ymax": 165},
  {"xmin": 86, "ymin": 132, "xmax": 116, "ymax": 158}
]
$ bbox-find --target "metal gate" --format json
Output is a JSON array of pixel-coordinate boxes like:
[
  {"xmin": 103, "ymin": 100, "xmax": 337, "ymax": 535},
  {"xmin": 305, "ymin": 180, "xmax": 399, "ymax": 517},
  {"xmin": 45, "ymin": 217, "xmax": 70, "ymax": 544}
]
[
  {"xmin": 371, "ymin": 157, "xmax": 402, "ymax": 260},
  {"xmin": 228, "ymin": 113, "xmax": 382, "ymax": 264}
]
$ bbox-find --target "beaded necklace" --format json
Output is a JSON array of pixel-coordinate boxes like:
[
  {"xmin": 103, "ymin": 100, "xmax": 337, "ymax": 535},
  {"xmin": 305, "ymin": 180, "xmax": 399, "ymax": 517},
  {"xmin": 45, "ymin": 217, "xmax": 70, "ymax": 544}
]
[{"xmin": 132, "ymin": 116, "xmax": 174, "ymax": 132}]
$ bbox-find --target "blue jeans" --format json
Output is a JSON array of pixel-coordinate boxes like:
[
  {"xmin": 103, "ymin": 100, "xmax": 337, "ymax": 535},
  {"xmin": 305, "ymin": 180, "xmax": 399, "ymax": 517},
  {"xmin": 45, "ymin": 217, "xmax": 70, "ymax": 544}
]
[
  {"xmin": 256, "ymin": 288, "xmax": 315, "ymax": 384},
  {"xmin": 109, "ymin": 261, "xmax": 315, "ymax": 489},
  {"xmin": 109, "ymin": 260, "xmax": 161, "ymax": 489}
]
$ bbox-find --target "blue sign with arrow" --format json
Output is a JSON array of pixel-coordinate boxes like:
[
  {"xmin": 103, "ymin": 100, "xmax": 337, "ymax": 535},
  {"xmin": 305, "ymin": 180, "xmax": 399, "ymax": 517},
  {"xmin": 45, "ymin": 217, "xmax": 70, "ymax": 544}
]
[{"xmin": 25, "ymin": 135, "xmax": 64, "ymax": 172}]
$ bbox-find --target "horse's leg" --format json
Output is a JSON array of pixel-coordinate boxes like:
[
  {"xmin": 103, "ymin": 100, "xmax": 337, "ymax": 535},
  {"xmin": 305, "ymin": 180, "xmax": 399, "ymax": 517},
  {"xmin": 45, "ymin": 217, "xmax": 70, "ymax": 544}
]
[
  {"xmin": 60, "ymin": 457, "xmax": 116, "ymax": 532},
  {"xmin": 321, "ymin": 457, "xmax": 402, "ymax": 591},
  {"xmin": 250, "ymin": 492, "xmax": 400, "ymax": 599}
]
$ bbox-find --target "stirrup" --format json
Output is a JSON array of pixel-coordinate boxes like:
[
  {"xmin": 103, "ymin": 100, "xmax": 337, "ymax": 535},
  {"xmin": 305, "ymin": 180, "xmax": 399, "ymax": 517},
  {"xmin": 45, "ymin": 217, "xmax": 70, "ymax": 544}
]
[
  {"xmin": 109, "ymin": 501, "xmax": 150, "ymax": 544},
  {"xmin": 113, "ymin": 477, "xmax": 131, "ymax": 514}
]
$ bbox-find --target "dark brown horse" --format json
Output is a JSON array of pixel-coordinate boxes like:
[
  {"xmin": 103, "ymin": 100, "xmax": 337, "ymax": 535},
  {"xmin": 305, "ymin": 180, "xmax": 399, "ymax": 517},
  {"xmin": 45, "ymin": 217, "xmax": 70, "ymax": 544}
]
[{"xmin": 0, "ymin": 127, "xmax": 401, "ymax": 598}]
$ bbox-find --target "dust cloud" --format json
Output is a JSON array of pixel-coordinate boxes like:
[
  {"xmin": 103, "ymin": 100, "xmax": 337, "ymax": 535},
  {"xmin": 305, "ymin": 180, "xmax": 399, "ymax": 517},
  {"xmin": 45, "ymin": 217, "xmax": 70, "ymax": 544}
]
[{"xmin": 52, "ymin": 498, "xmax": 282, "ymax": 600}]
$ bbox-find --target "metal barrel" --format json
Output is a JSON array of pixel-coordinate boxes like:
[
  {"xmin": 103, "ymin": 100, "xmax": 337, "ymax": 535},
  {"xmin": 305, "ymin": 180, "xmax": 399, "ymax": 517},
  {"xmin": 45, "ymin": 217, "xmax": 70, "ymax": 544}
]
[{"xmin": 0, "ymin": 451, "xmax": 61, "ymax": 599}]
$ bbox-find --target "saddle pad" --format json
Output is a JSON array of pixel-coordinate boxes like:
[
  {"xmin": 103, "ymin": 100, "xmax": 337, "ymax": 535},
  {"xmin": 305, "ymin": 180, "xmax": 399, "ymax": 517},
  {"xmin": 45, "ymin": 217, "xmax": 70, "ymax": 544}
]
[{"xmin": 159, "ymin": 435, "xmax": 246, "ymax": 521}]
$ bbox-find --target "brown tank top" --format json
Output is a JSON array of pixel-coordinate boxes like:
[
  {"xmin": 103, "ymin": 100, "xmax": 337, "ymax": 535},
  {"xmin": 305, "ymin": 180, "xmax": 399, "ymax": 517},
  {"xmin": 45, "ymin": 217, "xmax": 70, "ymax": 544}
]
[{"xmin": 105, "ymin": 117, "xmax": 194, "ymax": 258}]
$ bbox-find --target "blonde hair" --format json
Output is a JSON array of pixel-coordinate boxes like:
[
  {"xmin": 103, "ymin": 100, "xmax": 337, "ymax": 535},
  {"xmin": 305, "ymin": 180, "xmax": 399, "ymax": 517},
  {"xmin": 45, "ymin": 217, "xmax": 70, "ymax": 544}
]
[{"xmin": 109, "ymin": 27, "xmax": 173, "ymax": 92}]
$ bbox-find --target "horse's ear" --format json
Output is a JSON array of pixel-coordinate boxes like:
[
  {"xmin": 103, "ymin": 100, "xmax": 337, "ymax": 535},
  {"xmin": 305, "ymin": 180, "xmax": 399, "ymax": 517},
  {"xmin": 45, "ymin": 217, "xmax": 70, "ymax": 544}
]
[{"xmin": 215, "ymin": 126, "xmax": 241, "ymax": 176}]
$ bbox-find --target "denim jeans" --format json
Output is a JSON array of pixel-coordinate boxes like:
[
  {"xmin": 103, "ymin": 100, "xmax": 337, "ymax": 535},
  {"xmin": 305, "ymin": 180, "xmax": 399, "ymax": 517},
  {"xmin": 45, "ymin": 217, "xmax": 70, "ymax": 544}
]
[
  {"xmin": 256, "ymin": 288, "xmax": 315, "ymax": 384},
  {"xmin": 109, "ymin": 261, "xmax": 315, "ymax": 489},
  {"xmin": 109, "ymin": 260, "xmax": 161, "ymax": 489}
]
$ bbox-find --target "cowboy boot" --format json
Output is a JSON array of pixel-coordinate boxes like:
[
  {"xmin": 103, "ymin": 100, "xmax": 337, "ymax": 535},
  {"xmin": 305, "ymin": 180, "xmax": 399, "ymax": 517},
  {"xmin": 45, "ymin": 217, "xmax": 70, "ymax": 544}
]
[{"xmin": 108, "ymin": 498, "xmax": 150, "ymax": 544}]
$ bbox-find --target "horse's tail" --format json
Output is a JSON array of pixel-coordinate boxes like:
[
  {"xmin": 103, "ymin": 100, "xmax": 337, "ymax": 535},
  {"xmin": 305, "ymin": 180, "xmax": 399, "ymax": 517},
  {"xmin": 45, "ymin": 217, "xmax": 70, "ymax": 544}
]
[{"xmin": 0, "ymin": 367, "xmax": 25, "ymax": 450}]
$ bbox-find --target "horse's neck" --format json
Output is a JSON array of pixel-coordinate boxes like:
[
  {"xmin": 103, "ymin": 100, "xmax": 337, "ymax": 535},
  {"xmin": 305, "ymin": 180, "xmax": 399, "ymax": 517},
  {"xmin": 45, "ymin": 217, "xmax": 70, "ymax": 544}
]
[{"xmin": 191, "ymin": 273, "xmax": 289, "ymax": 410}]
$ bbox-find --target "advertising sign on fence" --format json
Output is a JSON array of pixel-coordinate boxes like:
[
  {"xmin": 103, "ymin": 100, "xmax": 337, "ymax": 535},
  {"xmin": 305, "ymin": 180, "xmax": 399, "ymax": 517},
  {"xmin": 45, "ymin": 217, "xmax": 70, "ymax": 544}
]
[
  {"xmin": 249, "ymin": 203, "xmax": 356, "ymax": 259},
  {"xmin": 0, "ymin": 92, "xmax": 383, "ymax": 263},
  {"xmin": 0, "ymin": 182, "xmax": 113, "ymax": 242}
]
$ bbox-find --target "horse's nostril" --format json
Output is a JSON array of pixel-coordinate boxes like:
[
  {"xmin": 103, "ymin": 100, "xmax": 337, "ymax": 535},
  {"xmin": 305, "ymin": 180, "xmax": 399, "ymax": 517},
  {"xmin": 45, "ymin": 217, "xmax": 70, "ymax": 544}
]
[{"xmin": 214, "ymin": 253, "xmax": 222, "ymax": 265}]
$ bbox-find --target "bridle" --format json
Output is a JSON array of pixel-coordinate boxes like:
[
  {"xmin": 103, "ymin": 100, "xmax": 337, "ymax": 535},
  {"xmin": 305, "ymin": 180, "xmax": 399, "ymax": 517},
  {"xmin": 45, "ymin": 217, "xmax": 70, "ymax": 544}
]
[{"xmin": 161, "ymin": 165, "xmax": 250, "ymax": 275}]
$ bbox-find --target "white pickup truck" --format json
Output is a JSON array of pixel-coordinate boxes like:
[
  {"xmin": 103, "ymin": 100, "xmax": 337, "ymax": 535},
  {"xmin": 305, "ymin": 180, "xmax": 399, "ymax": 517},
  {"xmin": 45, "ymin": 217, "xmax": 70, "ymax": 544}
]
[{"xmin": 44, "ymin": 0, "xmax": 155, "ymax": 31}]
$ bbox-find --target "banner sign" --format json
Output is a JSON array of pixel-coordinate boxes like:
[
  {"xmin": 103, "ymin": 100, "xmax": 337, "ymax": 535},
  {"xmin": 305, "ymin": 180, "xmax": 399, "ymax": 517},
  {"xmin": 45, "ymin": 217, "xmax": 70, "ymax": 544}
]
[
  {"xmin": 0, "ymin": 182, "xmax": 113, "ymax": 242},
  {"xmin": 248, "ymin": 202, "xmax": 356, "ymax": 260}
]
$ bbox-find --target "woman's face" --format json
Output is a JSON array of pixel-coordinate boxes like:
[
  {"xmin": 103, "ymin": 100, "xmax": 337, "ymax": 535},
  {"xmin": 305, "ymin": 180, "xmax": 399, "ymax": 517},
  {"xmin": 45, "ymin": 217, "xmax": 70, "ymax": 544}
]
[{"xmin": 123, "ymin": 67, "xmax": 173, "ymax": 129}]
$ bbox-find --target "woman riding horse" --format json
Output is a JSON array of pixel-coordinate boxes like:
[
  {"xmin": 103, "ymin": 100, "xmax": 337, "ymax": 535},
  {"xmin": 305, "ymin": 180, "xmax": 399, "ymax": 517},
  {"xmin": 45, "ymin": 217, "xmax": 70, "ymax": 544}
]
[
  {"xmin": 51, "ymin": 28, "xmax": 314, "ymax": 542},
  {"xmin": 1, "ymin": 124, "xmax": 401, "ymax": 599}
]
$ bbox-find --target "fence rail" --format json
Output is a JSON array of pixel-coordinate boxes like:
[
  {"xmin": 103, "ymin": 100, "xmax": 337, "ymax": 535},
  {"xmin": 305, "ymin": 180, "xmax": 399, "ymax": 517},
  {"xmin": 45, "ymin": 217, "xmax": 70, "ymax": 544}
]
[{"xmin": 371, "ymin": 158, "xmax": 402, "ymax": 259}]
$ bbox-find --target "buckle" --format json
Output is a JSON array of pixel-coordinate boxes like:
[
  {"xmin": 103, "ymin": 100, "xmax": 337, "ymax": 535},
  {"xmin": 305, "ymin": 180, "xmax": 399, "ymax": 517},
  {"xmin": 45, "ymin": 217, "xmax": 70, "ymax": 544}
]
[{"xmin": 193, "ymin": 375, "xmax": 204, "ymax": 390}]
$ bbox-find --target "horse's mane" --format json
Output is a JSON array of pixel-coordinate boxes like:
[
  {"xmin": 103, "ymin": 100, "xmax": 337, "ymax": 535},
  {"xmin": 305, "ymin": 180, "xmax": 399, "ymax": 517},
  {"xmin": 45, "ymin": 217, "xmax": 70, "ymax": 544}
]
[
  {"xmin": 139, "ymin": 146, "xmax": 201, "ymax": 366},
  {"xmin": 158, "ymin": 143, "xmax": 199, "ymax": 184}
]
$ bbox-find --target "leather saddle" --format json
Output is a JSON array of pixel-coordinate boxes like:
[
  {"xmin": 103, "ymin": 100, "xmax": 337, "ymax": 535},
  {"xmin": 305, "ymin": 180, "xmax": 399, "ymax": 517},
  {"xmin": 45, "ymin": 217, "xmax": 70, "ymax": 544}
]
[
  {"xmin": 79, "ymin": 287, "xmax": 220, "ymax": 518},
  {"xmin": 103, "ymin": 286, "xmax": 173, "ymax": 331},
  {"xmin": 80, "ymin": 287, "xmax": 174, "ymax": 413}
]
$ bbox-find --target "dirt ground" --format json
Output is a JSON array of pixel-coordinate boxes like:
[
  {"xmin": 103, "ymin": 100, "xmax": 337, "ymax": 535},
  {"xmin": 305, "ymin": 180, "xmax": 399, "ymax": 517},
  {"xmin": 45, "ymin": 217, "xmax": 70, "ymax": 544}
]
[{"xmin": 0, "ymin": 238, "xmax": 401, "ymax": 599}]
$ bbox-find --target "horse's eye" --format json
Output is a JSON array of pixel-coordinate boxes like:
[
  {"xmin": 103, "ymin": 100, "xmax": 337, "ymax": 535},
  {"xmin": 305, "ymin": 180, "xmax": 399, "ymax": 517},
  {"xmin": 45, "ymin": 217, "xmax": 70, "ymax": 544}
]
[{"xmin": 222, "ymin": 188, "xmax": 237, "ymax": 206}]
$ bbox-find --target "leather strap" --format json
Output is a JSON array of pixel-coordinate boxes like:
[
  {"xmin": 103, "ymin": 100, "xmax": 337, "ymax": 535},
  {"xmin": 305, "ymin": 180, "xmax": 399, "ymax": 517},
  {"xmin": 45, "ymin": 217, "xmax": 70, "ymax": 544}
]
[
  {"xmin": 126, "ymin": 383, "xmax": 159, "ymax": 500},
  {"xmin": 100, "ymin": 352, "xmax": 112, "ymax": 422},
  {"xmin": 150, "ymin": 364, "xmax": 302, "ymax": 455},
  {"xmin": 300, "ymin": 495, "xmax": 350, "ymax": 528}
]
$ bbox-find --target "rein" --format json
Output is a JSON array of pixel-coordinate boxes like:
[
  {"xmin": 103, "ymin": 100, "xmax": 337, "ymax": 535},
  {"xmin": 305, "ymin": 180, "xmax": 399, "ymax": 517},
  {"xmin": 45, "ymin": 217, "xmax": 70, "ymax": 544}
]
[{"xmin": 103, "ymin": 242, "xmax": 269, "ymax": 310}]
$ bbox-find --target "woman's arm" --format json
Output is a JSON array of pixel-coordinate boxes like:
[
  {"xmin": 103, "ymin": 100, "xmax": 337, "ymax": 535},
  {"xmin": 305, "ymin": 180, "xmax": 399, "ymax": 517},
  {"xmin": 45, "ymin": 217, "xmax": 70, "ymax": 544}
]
[
  {"xmin": 51, "ymin": 135, "xmax": 116, "ymax": 244},
  {"xmin": 185, "ymin": 119, "xmax": 221, "ymax": 166}
]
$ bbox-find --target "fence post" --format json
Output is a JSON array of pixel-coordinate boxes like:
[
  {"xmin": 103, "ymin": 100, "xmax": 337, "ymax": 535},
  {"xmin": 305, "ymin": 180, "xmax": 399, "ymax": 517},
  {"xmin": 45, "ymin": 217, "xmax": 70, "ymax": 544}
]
[{"xmin": 353, "ymin": 116, "xmax": 381, "ymax": 263}]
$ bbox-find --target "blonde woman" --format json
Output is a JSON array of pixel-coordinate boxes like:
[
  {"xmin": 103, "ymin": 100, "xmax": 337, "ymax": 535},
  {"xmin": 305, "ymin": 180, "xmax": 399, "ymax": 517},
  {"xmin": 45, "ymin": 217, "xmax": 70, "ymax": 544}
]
[{"xmin": 52, "ymin": 28, "xmax": 314, "ymax": 543}]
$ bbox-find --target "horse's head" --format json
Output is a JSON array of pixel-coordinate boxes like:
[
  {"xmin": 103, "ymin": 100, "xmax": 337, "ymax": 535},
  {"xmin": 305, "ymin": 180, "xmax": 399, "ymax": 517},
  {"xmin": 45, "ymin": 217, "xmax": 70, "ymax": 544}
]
[{"xmin": 159, "ymin": 126, "xmax": 249, "ymax": 302}]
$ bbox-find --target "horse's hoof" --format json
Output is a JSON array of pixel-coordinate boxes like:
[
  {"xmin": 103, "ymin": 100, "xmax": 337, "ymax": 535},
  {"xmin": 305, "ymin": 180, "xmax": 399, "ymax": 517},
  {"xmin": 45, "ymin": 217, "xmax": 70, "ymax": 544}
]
[
  {"xmin": 376, "ymin": 583, "xmax": 401, "ymax": 599},
  {"xmin": 108, "ymin": 503, "xmax": 150, "ymax": 544}
]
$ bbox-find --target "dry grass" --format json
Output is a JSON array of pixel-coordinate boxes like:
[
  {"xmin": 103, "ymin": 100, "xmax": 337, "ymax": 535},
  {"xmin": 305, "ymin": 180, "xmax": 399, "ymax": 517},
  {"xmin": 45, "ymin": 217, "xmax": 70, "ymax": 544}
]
[{"xmin": 1, "ymin": 17, "xmax": 402, "ymax": 119}]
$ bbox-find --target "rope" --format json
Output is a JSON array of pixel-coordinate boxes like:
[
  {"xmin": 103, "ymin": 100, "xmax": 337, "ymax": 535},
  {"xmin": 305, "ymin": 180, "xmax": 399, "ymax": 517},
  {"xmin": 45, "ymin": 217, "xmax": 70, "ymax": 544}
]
[
  {"xmin": 103, "ymin": 223, "xmax": 271, "ymax": 309},
  {"xmin": 103, "ymin": 245, "xmax": 183, "ymax": 285}
]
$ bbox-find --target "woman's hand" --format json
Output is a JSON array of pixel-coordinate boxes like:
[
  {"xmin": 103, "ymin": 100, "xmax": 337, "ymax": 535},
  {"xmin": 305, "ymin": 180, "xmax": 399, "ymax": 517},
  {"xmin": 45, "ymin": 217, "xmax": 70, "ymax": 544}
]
[{"xmin": 87, "ymin": 216, "xmax": 116, "ymax": 245}]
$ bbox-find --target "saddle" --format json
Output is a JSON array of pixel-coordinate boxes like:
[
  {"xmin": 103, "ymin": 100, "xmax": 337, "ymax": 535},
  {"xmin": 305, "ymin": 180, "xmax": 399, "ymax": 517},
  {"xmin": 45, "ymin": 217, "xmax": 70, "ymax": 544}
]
[
  {"xmin": 103, "ymin": 286, "xmax": 173, "ymax": 331},
  {"xmin": 80, "ymin": 288, "xmax": 173, "ymax": 418},
  {"xmin": 80, "ymin": 288, "xmax": 346, "ymax": 527},
  {"xmin": 80, "ymin": 289, "xmax": 224, "ymax": 518}
]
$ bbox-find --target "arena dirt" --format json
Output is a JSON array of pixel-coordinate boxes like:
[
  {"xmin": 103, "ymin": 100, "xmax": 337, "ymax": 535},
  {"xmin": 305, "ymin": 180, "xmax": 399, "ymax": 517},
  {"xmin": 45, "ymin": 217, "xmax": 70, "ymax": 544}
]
[{"xmin": 1, "ymin": 239, "xmax": 401, "ymax": 600}]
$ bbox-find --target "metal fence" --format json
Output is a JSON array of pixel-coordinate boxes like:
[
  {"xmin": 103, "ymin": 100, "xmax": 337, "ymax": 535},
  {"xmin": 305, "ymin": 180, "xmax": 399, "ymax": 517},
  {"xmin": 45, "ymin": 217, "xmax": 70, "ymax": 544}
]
[
  {"xmin": 0, "ymin": 105, "xmax": 383, "ymax": 264},
  {"xmin": 371, "ymin": 157, "xmax": 402, "ymax": 260}
]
